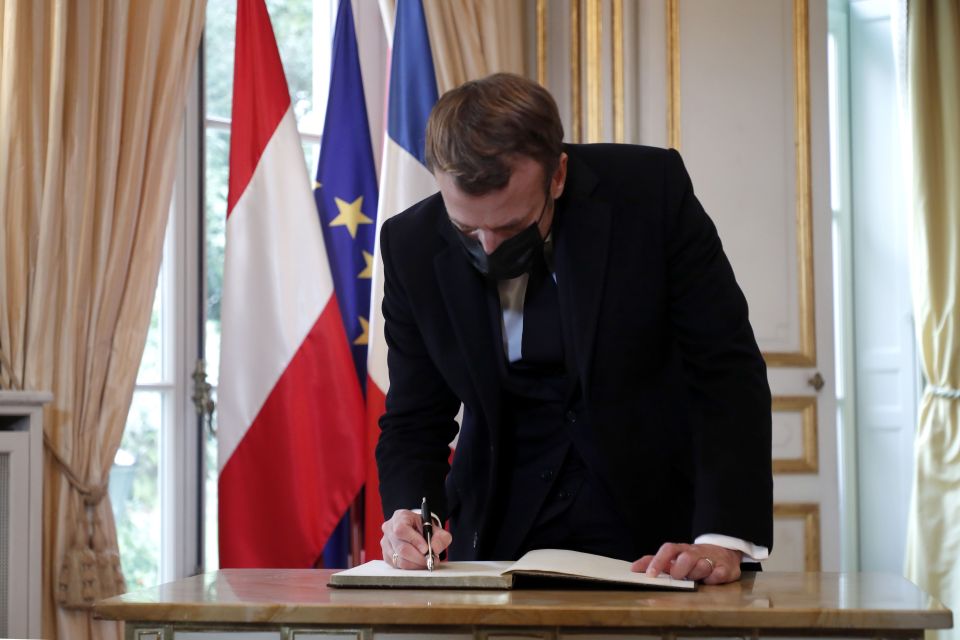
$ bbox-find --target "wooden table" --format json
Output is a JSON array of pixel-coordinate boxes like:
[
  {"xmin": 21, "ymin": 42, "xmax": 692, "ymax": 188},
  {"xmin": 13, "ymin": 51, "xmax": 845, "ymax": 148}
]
[{"xmin": 95, "ymin": 570, "xmax": 952, "ymax": 639}]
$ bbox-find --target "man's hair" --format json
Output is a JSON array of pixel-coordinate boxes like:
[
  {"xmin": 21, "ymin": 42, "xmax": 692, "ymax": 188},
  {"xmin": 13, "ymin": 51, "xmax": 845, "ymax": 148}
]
[{"xmin": 425, "ymin": 73, "xmax": 564, "ymax": 195}]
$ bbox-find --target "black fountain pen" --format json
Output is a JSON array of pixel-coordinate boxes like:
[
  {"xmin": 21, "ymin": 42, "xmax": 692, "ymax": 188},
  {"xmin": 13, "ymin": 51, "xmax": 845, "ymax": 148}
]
[{"xmin": 420, "ymin": 496, "xmax": 435, "ymax": 571}]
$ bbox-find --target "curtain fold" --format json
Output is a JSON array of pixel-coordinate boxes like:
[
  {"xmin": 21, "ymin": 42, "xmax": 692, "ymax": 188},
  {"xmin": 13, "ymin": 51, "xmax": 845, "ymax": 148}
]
[
  {"xmin": 377, "ymin": 0, "xmax": 527, "ymax": 95},
  {"xmin": 904, "ymin": 3, "xmax": 960, "ymax": 640},
  {"xmin": 422, "ymin": 0, "xmax": 527, "ymax": 93},
  {"xmin": 0, "ymin": 1, "xmax": 205, "ymax": 638}
]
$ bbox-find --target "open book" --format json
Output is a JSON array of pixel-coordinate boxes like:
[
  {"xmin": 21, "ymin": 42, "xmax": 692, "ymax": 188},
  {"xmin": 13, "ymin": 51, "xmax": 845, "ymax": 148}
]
[{"xmin": 330, "ymin": 548, "xmax": 695, "ymax": 590}]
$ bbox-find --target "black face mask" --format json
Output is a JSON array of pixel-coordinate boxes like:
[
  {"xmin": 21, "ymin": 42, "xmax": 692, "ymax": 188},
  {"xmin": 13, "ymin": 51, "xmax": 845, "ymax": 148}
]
[{"xmin": 452, "ymin": 195, "xmax": 550, "ymax": 281}]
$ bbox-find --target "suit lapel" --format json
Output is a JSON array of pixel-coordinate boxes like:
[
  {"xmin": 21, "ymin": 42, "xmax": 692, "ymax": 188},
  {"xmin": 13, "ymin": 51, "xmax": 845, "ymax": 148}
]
[
  {"xmin": 433, "ymin": 231, "xmax": 502, "ymax": 431},
  {"xmin": 553, "ymin": 151, "xmax": 612, "ymax": 395}
]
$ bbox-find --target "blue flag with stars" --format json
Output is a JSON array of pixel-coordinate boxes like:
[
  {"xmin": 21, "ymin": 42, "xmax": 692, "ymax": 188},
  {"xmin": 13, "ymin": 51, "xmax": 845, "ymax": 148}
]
[
  {"xmin": 315, "ymin": 0, "xmax": 378, "ymax": 387},
  {"xmin": 313, "ymin": 0, "xmax": 378, "ymax": 567}
]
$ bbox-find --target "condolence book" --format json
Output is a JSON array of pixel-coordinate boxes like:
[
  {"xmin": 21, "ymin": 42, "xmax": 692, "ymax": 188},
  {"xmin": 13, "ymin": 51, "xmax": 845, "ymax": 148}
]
[{"xmin": 330, "ymin": 548, "xmax": 695, "ymax": 590}]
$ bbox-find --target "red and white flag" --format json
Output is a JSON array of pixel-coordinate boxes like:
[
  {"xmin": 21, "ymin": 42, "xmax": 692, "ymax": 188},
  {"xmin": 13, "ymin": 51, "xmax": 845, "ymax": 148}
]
[{"xmin": 218, "ymin": 0, "xmax": 365, "ymax": 568}]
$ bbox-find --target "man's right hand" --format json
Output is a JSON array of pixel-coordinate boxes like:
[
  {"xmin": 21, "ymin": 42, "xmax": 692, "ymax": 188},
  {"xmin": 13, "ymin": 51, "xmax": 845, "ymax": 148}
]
[{"xmin": 381, "ymin": 509, "xmax": 454, "ymax": 569}]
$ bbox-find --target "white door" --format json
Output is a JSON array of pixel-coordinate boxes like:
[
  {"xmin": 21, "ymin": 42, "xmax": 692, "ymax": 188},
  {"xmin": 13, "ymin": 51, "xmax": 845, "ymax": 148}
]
[{"xmin": 538, "ymin": 0, "xmax": 839, "ymax": 571}]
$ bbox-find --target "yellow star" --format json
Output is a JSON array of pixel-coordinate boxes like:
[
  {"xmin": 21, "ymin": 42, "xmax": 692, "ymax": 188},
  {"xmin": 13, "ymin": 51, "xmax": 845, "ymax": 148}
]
[
  {"xmin": 357, "ymin": 251, "xmax": 374, "ymax": 279},
  {"xmin": 313, "ymin": 180, "xmax": 322, "ymax": 190},
  {"xmin": 353, "ymin": 316, "xmax": 369, "ymax": 346},
  {"xmin": 329, "ymin": 196, "xmax": 373, "ymax": 239}
]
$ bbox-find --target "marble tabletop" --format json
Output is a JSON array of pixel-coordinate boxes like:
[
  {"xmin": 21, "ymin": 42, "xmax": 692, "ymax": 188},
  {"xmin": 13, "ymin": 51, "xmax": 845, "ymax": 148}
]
[{"xmin": 94, "ymin": 570, "xmax": 952, "ymax": 630}]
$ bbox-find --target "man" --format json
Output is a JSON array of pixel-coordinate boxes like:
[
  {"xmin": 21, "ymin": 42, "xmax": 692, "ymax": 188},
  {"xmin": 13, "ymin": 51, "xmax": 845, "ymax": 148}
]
[{"xmin": 376, "ymin": 73, "xmax": 772, "ymax": 585}]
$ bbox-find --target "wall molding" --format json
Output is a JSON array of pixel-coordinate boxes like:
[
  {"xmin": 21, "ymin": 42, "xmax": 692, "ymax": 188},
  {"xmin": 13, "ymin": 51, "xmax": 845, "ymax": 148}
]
[
  {"xmin": 772, "ymin": 395, "xmax": 819, "ymax": 473},
  {"xmin": 666, "ymin": 0, "xmax": 817, "ymax": 367},
  {"xmin": 774, "ymin": 502, "xmax": 821, "ymax": 571}
]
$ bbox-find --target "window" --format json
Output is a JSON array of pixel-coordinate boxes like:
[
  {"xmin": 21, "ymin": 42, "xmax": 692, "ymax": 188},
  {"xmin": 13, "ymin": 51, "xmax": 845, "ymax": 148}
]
[
  {"xmin": 828, "ymin": 0, "xmax": 918, "ymax": 572},
  {"xmin": 109, "ymin": 254, "xmax": 167, "ymax": 590},
  {"xmin": 111, "ymin": 0, "xmax": 378, "ymax": 584},
  {"xmin": 109, "ymin": 93, "xmax": 203, "ymax": 585}
]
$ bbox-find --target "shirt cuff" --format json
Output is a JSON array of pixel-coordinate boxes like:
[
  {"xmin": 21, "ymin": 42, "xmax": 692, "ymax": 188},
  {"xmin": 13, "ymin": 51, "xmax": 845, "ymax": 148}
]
[
  {"xmin": 410, "ymin": 508, "xmax": 443, "ymax": 527},
  {"xmin": 694, "ymin": 533, "xmax": 769, "ymax": 562}
]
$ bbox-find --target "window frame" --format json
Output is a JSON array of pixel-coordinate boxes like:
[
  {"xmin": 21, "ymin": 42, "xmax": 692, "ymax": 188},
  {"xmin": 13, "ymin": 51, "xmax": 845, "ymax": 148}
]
[{"xmin": 114, "ymin": 0, "xmax": 389, "ymax": 583}]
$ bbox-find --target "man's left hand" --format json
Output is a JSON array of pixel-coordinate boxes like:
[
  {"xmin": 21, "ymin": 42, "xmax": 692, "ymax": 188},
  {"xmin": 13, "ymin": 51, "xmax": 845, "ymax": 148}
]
[{"xmin": 631, "ymin": 543, "xmax": 741, "ymax": 584}]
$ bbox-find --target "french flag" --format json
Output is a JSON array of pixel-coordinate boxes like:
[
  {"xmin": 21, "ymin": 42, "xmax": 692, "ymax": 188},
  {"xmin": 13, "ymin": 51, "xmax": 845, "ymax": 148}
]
[
  {"xmin": 364, "ymin": 0, "xmax": 439, "ymax": 560},
  {"xmin": 218, "ymin": 0, "xmax": 366, "ymax": 568}
]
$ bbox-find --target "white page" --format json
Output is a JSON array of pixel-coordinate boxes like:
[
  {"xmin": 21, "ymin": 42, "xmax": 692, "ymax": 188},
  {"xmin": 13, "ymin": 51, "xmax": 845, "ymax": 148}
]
[
  {"xmin": 505, "ymin": 549, "xmax": 695, "ymax": 590},
  {"xmin": 329, "ymin": 560, "xmax": 514, "ymax": 589},
  {"xmin": 337, "ymin": 560, "xmax": 511, "ymax": 578}
]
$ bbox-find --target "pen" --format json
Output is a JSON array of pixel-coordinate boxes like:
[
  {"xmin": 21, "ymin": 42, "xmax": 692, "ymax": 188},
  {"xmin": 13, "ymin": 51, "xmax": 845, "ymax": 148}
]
[{"xmin": 421, "ymin": 496, "xmax": 435, "ymax": 571}]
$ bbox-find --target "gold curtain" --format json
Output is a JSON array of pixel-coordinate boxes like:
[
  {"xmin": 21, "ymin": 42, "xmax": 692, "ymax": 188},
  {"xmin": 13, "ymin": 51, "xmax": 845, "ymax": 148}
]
[
  {"xmin": 904, "ymin": 2, "xmax": 960, "ymax": 640},
  {"xmin": 422, "ymin": 0, "xmax": 527, "ymax": 92},
  {"xmin": 377, "ymin": 1, "xmax": 526, "ymax": 92},
  {"xmin": 0, "ymin": 1, "xmax": 205, "ymax": 638}
]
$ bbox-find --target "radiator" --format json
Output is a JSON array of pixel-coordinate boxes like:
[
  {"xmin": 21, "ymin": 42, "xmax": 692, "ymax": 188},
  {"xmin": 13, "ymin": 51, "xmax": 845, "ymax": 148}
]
[{"xmin": 0, "ymin": 391, "xmax": 51, "ymax": 639}]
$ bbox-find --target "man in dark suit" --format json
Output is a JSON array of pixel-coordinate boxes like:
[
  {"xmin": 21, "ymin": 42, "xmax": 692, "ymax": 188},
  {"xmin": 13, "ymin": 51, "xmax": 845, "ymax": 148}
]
[{"xmin": 376, "ymin": 73, "xmax": 772, "ymax": 584}]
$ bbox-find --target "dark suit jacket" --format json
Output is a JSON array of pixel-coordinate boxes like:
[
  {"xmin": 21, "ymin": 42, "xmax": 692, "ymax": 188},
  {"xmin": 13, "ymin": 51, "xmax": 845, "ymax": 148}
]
[{"xmin": 375, "ymin": 144, "xmax": 773, "ymax": 561}]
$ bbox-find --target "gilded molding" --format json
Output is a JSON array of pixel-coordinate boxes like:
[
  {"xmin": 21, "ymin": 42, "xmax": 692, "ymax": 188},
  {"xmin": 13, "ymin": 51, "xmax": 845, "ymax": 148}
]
[
  {"xmin": 774, "ymin": 503, "xmax": 821, "ymax": 571},
  {"xmin": 764, "ymin": 0, "xmax": 816, "ymax": 367},
  {"xmin": 771, "ymin": 395, "xmax": 819, "ymax": 473},
  {"xmin": 613, "ymin": 0, "xmax": 624, "ymax": 142},
  {"xmin": 666, "ymin": 0, "xmax": 816, "ymax": 366},
  {"xmin": 537, "ymin": 0, "xmax": 547, "ymax": 87},
  {"xmin": 666, "ymin": 0, "xmax": 680, "ymax": 149},
  {"xmin": 570, "ymin": 0, "xmax": 582, "ymax": 143},
  {"xmin": 586, "ymin": 0, "xmax": 602, "ymax": 142}
]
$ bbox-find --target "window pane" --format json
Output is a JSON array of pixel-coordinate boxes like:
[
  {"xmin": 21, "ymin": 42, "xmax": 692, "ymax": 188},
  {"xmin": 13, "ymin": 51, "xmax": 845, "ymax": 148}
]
[
  {"xmin": 303, "ymin": 140, "xmax": 319, "ymax": 180},
  {"xmin": 111, "ymin": 390, "xmax": 162, "ymax": 590},
  {"xmin": 204, "ymin": 389, "xmax": 219, "ymax": 572},
  {"xmin": 205, "ymin": 0, "xmax": 318, "ymax": 130},
  {"xmin": 137, "ymin": 275, "xmax": 163, "ymax": 384},
  {"xmin": 204, "ymin": 0, "xmax": 236, "ymax": 120},
  {"xmin": 205, "ymin": 128, "xmax": 229, "ymax": 387},
  {"xmin": 268, "ymin": 0, "xmax": 316, "ymax": 131}
]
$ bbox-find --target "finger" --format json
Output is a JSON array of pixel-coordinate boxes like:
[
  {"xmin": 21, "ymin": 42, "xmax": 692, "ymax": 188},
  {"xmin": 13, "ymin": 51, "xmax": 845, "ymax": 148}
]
[
  {"xmin": 631, "ymin": 556, "xmax": 655, "ymax": 573},
  {"xmin": 394, "ymin": 538, "xmax": 428, "ymax": 569},
  {"xmin": 646, "ymin": 543, "xmax": 686, "ymax": 577},
  {"xmin": 703, "ymin": 562, "xmax": 740, "ymax": 585},
  {"xmin": 391, "ymin": 521, "xmax": 429, "ymax": 555},
  {"xmin": 685, "ymin": 556, "xmax": 715, "ymax": 582},
  {"xmin": 669, "ymin": 550, "xmax": 703, "ymax": 580},
  {"xmin": 430, "ymin": 528, "xmax": 453, "ymax": 554},
  {"xmin": 382, "ymin": 512, "xmax": 414, "ymax": 543},
  {"xmin": 389, "ymin": 509, "xmax": 423, "ymax": 533},
  {"xmin": 381, "ymin": 538, "xmax": 397, "ymax": 567}
]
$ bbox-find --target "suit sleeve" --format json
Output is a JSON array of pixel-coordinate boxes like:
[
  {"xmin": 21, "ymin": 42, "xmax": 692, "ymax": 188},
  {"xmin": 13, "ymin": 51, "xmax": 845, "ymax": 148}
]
[
  {"xmin": 375, "ymin": 219, "xmax": 461, "ymax": 523},
  {"xmin": 663, "ymin": 149, "xmax": 774, "ymax": 550}
]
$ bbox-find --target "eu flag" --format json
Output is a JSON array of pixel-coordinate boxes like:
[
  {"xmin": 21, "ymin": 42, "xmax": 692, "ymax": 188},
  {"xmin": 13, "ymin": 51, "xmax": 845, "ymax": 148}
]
[{"xmin": 313, "ymin": 0, "xmax": 379, "ymax": 567}]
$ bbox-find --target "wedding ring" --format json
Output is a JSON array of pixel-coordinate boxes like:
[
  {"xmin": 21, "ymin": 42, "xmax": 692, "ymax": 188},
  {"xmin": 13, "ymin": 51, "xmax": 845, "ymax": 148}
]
[
  {"xmin": 392, "ymin": 552, "xmax": 399, "ymax": 566},
  {"xmin": 702, "ymin": 557, "xmax": 716, "ymax": 571}
]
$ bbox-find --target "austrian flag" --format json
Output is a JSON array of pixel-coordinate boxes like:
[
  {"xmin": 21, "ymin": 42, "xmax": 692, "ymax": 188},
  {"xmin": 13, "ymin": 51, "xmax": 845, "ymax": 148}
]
[{"xmin": 217, "ymin": 0, "xmax": 366, "ymax": 568}]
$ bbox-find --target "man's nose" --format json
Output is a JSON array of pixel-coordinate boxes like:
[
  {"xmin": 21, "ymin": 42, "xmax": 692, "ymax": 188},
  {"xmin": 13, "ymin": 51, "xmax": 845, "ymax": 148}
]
[{"xmin": 477, "ymin": 231, "xmax": 503, "ymax": 255}]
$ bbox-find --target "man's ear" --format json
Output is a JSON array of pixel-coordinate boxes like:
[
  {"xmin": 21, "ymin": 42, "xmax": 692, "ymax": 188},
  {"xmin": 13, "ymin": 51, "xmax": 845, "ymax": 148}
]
[{"xmin": 552, "ymin": 152, "xmax": 568, "ymax": 199}]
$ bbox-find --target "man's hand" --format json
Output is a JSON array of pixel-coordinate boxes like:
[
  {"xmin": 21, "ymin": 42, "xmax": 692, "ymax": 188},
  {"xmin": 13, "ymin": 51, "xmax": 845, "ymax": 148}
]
[
  {"xmin": 631, "ymin": 543, "xmax": 742, "ymax": 584},
  {"xmin": 381, "ymin": 509, "xmax": 453, "ymax": 569}
]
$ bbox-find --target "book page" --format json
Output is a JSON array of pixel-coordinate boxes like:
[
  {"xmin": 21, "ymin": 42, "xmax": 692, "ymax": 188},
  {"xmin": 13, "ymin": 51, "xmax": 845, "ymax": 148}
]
[
  {"xmin": 330, "ymin": 560, "xmax": 515, "ymax": 589},
  {"xmin": 505, "ymin": 549, "xmax": 695, "ymax": 590}
]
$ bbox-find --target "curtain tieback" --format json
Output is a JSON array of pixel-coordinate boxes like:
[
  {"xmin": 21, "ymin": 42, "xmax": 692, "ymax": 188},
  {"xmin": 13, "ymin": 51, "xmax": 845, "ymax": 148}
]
[
  {"xmin": 927, "ymin": 385, "xmax": 960, "ymax": 400},
  {"xmin": 43, "ymin": 433, "xmax": 126, "ymax": 608},
  {"xmin": 0, "ymin": 345, "xmax": 23, "ymax": 390},
  {"xmin": 43, "ymin": 432, "xmax": 109, "ymax": 505}
]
